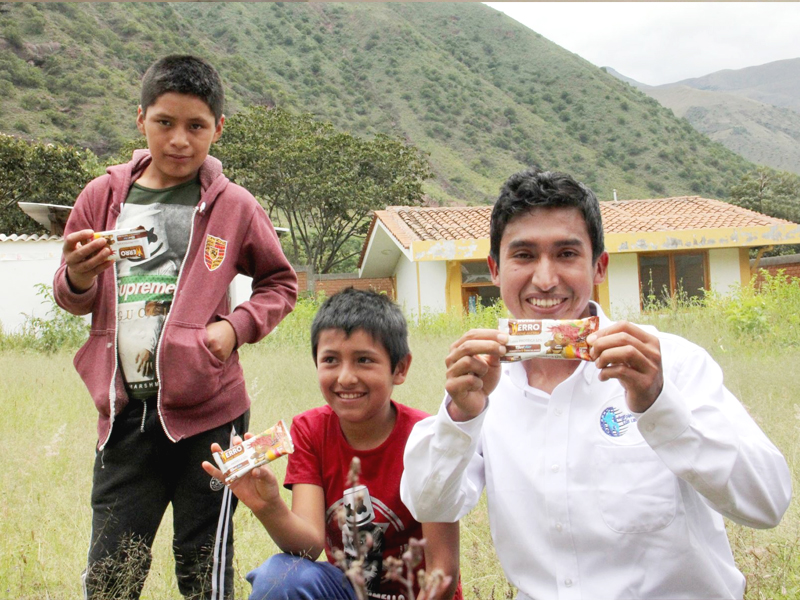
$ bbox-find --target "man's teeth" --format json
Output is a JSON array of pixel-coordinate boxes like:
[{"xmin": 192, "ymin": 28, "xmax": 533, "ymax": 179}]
[
  {"xmin": 528, "ymin": 298, "xmax": 563, "ymax": 308},
  {"xmin": 338, "ymin": 393, "xmax": 365, "ymax": 399}
]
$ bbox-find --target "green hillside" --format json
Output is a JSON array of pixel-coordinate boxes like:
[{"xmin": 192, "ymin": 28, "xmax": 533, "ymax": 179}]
[
  {"xmin": 673, "ymin": 58, "xmax": 800, "ymax": 114},
  {"xmin": 0, "ymin": 2, "xmax": 756, "ymax": 205},
  {"xmin": 646, "ymin": 85, "xmax": 800, "ymax": 175}
]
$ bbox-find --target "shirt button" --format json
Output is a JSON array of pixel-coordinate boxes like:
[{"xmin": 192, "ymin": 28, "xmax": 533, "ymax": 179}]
[
  {"xmin": 645, "ymin": 422, "xmax": 656, "ymax": 432},
  {"xmin": 565, "ymin": 579, "xmax": 573, "ymax": 587},
  {"xmin": 555, "ymin": 522, "xmax": 563, "ymax": 532},
  {"xmin": 554, "ymin": 408, "xmax": 563, "ymax": 416},
  {"xmin": 551, "ymin": 464, "xmax": 560, "ymax": 473}
]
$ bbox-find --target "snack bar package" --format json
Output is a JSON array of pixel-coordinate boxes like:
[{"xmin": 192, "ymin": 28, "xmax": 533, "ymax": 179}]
[
  {"xmin": 499, "ymin": 316, "xmax": 599, "ymax": 362},
  {"xmin": 94, "ymin": 227, "xmax": 151, "ymax": 262},
  {"xmin": 212, "ymin": 419, "xmax": 294, "ymax": 483}
]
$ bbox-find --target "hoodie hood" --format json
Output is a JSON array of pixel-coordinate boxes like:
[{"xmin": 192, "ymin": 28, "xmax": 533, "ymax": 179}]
[{"xmin": 104, "ymin": 149, "xmax": 228, "ymax": 216}]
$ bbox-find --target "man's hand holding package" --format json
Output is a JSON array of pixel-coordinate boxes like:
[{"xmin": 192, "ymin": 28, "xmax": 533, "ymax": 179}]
[
  {"xmin": 202, "ymin": 434, "xmax": 282, "ymax": 516},
  {"xmin": 588, "ymin": 321, "xmax": 664, "ymax": 413},
  {"xmin": 63, "ymin": 229, "xmax": 113, "ymax": 292},
  {"xmin": 445, "ymin": 329, "xmax": 508, "ymax": 422},
  {"xmin": 205, "ymin": 320, "xmax": 237, "ymax": 362}
]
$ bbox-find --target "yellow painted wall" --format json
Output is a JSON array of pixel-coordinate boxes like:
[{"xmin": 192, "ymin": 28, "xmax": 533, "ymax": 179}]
[
  {"xmin": 740, "ymin": 248, "xmax": 751, "ymax": 285},
  {"xmin": 445, "ymin": 261, "xmax": 462, "ymax": 312},
  {"xmin": 605, "ymin": 225, "xmax": 800, "ymax": 254}
]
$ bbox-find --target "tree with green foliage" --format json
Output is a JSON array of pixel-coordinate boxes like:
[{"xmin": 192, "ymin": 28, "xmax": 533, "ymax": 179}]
[
  {"xmin": 0, "ymin": 134, "xmax": 98, "ymax": 235},
  {"xmin": 214, "ymin": 106, "xmax": 433, "ymax": 273},
  {"xmin": 729, "ymin": 166, "xmax": 800, "ymax": 224}
]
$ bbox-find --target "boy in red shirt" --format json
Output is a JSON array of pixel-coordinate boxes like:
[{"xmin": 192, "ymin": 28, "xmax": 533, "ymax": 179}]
[
  {"xmin": 204, "ymin": 288, "xmax": 461, "ymax": 600},
  {"xmin": 55, "ymin": 55, "xmax": 297, "ymax": 599}
]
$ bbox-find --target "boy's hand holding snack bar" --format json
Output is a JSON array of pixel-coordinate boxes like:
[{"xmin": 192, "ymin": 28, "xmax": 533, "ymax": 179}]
[
  {"xmin": 212, "ymin": 420, "xmax": 294, "ymax": 483},
  {"xmin": 62, "ymin": 229, "xmax": 114, "ymax": 292},
  {"xmin": 202, "ymin": 420, "xmax": 294, "ymax": 513},
  {"xmin": 92, "ymin": 227, "xmax": 151, "ymax": 262}
]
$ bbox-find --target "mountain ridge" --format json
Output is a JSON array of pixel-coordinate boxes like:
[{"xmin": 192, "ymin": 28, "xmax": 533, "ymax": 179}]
[
  {"xmin": 606, "ymin": 59, "xmax": 800, "ymax": 175},
  {"xmin": 0, "ymin": 2, "xmax": 756, "ymax": 204}
]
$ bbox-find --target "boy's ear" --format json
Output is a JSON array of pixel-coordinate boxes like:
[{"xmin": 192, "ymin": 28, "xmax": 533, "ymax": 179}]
[
  {"xmin": 136, "ymin": 106, "xmax": 146, "ymax": 136},
  {"xmin": 392, "ymin": 353, "xmax": 412, "ymax": 385},
  {"xmin": 212, "ymin": 114, "xmax": 225, "ymax": 144}
]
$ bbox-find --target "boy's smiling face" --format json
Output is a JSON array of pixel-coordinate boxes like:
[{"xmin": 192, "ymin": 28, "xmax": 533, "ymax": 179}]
[
  {"xmin": 488, "ymin": 206, "xmax": 608, "ymax": 320},
  {"xmin": 316, "ymin": 328, "xmax": 410, "ymax": 438},
  {"xmin": 136, "ymin": 91, "xmax": 224, "ymax": 189}
]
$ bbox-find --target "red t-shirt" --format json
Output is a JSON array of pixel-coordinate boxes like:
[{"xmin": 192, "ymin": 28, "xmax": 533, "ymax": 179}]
[{"xmin": 285, "ymin": 401, "xmax": 462, "ymax": 600}]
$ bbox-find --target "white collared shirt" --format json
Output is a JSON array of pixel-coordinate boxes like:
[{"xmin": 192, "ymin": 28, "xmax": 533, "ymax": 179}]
[{"xmin": 401, "ymin": 305, "xmax": 791, "ymax": 600}]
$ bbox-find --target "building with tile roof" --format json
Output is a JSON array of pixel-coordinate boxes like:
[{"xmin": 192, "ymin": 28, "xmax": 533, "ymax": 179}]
[{"xmin": 359, "ymin": 197, "xmax": 800, "ymax": 317}]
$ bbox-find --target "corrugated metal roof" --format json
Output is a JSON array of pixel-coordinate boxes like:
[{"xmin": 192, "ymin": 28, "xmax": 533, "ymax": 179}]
[{"xmin": 0, "ymin": 234, "xmax": 63, "ymax": 242}]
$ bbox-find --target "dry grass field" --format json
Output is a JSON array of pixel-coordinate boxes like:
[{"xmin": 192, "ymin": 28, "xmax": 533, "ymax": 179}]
[{"xmin": 2, "ymin": 281, "xmax": 799, "ymax": 599}]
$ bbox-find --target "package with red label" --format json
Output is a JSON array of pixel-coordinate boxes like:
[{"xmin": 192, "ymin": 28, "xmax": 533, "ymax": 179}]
[
  {"xmin": 94, "ymin": 227, "xmax": 151, "ymax": 262},
  {"xmin": 212, "ymin": 419, "xmax": 294, "ymax": 483},
  {"xmin": 499, "ymin": 316, "xmax": 599, "ymax": 362}
]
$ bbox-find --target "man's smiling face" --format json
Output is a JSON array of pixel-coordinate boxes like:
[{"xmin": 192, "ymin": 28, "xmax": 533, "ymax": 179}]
[{"xmin": 488, "ymin": 206, "xmax": 608, "ymax": 320}]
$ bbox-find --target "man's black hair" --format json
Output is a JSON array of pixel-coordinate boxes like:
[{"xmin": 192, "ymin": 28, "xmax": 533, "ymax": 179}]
[
  {"xmin": 140, "ymin": 55, "xmax": 224, "ymax": 123},
  {"xmin": 311, "ymin": 288, "xmax": 410, "ymax": 372},
  {"xmin": 489, "ymin": 168, "xmax": 605, "ymax": 265}
]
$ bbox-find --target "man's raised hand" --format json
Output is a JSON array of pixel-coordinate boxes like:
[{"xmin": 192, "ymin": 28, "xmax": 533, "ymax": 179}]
[
  {"xmin": 444, "ymin": 329, "xmax": 507, "ymax": 421},
  {"xmin": 588, "ymin": 321, "xmax": 664, "ymax": 413}
]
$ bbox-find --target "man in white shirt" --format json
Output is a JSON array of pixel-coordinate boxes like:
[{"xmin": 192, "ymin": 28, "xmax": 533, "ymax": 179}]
[{"xmin": 400, "ymin": 168, "xmax": 792, "ymax": 600}]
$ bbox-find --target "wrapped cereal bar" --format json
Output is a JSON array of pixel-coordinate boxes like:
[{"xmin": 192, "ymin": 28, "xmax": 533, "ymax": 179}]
[
  {"xmin": 499, "ymin": 316, "xmax": 599, "ymax": 362},
  {"xmin": 94, "ymin": 226, "xmax": 151, "ymax": 262},
  {"xmin": 212, "ymin": 419, "xmax": 294, "ymax": 483}
]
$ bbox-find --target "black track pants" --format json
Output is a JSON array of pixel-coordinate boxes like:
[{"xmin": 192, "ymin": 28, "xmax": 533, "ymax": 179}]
[{"xmin": 83, "ymin": 398, "xmax": 249, "ymax": 600}]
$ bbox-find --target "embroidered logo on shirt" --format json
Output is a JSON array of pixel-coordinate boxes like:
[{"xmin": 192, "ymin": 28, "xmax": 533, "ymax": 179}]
[
  {"xmin": 204, "ymin": 235, "xmax": 227, "ymax": 271},
  {"xmin": 600, "ymin": 406, "xmax": 637, "ymax": 438}
]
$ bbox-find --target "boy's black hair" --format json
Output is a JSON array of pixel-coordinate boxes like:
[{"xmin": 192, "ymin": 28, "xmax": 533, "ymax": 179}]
[
  {"xmin": 140, "ymin": 55, "xmax": 224, "ymax": 123},
  {"xmin": 311, "ymin": 288, "xmax": 410, "ymax": 372},
  {"xmin": 490, "ymin": 167, "xmax": 605, "ymax": 265}
]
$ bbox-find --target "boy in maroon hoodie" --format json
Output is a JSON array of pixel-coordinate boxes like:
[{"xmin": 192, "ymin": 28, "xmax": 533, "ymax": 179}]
[{"xmin": 54, "ymin": 55, "xmax": 297, "ymax": 600}]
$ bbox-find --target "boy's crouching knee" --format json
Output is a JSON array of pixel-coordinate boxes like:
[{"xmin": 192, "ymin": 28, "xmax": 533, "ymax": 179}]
[{"xmin": 247, "ymin": 554, "xmax": 352, "ymax": 600}]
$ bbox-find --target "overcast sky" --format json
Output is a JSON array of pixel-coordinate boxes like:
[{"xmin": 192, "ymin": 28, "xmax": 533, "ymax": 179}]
[{"xmin": 484, "ymin": 2, "xmax": 800, "ymax": 86}]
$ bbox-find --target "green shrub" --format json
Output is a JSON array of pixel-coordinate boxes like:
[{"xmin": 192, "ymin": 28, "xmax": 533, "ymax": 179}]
[{"xmin": 1, "ymin": 284, "xmax": 89, "ymax": 353}]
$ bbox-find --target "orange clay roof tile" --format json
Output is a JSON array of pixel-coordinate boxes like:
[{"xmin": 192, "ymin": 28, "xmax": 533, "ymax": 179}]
[{"xmin": 373, "ymin": 198, "xmax": 794, "ymax": 248}]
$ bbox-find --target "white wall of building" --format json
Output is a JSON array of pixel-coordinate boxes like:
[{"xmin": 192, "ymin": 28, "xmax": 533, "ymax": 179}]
[
  {"xmin": 418, "ymin": 261, "xmax": 447, "ymax": 315},
  {"xmin": 230, "ymin": 274, "xmax": 254, "ymax": 309},
  {"xmin": 394, "ymin": 255, "xmax": 418, "ymax": 317},
  {"xmin": 390, "ymin": 258, "xmax": 448, "ymax": 319},
  {"xmin": 607, "ymin": 253, "xmax": 642, "ymax": 319},
  {"xmin": 709, "ymin": 248, "xmax": 742, "ymax": 296},
  {"xmin": 0, "ymin": 238, "xmax": 64, "ymax": 333}
]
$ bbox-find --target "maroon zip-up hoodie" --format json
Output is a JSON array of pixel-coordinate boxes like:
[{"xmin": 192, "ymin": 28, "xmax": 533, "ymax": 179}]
[{"xmin": 55, "ymin": 150, "xmax": 297, "ymax": 449}]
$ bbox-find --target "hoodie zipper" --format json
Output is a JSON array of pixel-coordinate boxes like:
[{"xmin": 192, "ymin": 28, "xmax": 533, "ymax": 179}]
[
  {"xmin": 99, "ymin": 205, "xmax": 123, "ymax": 451},
  {"xmin": 154, "ymin": 201, "xmax": 207, "ymax": 442}
]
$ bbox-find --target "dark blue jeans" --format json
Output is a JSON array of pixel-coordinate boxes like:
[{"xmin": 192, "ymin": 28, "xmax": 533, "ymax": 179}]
[{"xmin": 247, "ymin": 554, "xmax": 355, "ymax": 600}]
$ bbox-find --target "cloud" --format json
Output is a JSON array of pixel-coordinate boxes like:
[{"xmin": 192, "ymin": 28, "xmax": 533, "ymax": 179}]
[{"xmin": 485, "ymin": 2, "xmax": 800, "ymax": 85}]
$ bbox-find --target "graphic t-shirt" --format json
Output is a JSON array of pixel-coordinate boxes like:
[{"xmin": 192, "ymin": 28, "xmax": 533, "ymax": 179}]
[
  {"xmin": 115, "ymin": 178, "xmax": 200, "ymax": 400},
  {"xmin": 285, "ymin": 402, "xmax": 442, "ymax": 600}
]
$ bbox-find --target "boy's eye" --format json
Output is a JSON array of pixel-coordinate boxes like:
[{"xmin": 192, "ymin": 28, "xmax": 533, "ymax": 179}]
[
  {"xmin": 357, "ymin": 356, "xmax": 374, "ymax": 364},
  {"xmin": 320, "ymin": 356, "xmax": 337, "ymax": 364},
  {"xmin": 158, "ymin": 120, "xmax": 171, "ymax": 127},
  {"xmin": 190, "ymin": 123, "xmax": 204, "ymax": 130}
]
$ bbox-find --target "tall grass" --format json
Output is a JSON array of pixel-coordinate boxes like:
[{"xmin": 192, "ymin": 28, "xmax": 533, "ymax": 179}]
[{"xmin": 2, "ymin": 275, "xmax": 799, "ymax": 599}]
